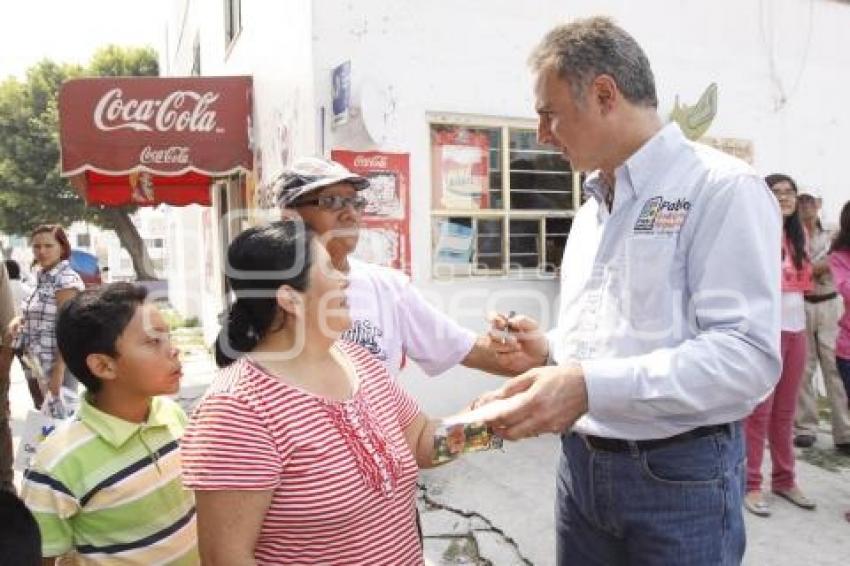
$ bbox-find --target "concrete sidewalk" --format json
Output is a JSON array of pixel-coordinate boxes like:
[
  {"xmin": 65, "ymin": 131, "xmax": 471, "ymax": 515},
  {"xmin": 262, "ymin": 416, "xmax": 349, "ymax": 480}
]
[
  {"xmin": 402, "ymin": 365, "xmax": 850, "ymax": 566},
  {"xmin": 8, "ymin": 353, "xmax": 850, "ymax": 565}
]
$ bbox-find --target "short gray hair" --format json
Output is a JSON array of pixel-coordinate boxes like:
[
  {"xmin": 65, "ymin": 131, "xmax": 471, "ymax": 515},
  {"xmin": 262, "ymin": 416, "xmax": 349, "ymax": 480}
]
[{"xmin": 529, "ymin": 17, "xmax": 658, "ymax": 108}]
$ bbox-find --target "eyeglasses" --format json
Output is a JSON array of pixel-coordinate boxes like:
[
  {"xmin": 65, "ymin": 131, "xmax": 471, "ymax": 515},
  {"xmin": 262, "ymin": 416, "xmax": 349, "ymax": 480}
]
[
  {"xmin": 770, "ymin": 188, "xmax": 797, "ymax": 200},
  {"xmin": 293, "ymin": 195, "xmax": 368, "ymax": 211}
]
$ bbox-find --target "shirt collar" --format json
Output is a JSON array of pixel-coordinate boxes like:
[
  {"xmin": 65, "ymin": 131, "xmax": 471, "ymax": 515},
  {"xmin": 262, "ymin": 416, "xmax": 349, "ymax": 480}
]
[
  {"xmin": 78, "ymin": 395, "xmax": 172, "ymax": 448},
  {"xmin": 621, "ymin": 122, "xmax": 685, "ymax": 196},
  {"xmin": 582, "ymin": 122, "xmax": 686, "ymax": 204},
  {"xmin": 40, "ymin": 259, "xmax": 70, "ymax": 280}
]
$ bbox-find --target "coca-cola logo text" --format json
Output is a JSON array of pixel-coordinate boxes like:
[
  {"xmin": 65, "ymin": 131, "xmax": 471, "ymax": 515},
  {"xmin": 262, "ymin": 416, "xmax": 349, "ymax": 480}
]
[
  {"xmin": 140, "ymin": 146, "xmax": 191, "ymax": 165},
  {"xmin": 353, "ymin": 155, "xmax": 389, "ymax": 169},
  {"xmin": 94, "ymin": 88, "xmax": 221, "ymax": 133}
]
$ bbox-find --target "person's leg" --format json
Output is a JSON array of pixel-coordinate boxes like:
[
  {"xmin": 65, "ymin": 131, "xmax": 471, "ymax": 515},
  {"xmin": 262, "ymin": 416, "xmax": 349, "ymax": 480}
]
[
  {"xmin": 556, "ymin": 434, "xmax": 627, "ymax": 566},
  {"xmin": 817, "ymin": 299, "xmax": 850, "ymax": 446},
  {"xmin": 745, "ymin": 393, "xmax": 774, "ymax": 493},
  {"xmin": 0, "ymin": 344, "xmax": 15, "ymax": 493},
  {"xmin": 794, "ymin": 302, "xmax": 819, "ymax": 444},
  {"xmin": 837, "ymin": 357, "xmax": 850, "ymax": 408},
  {"xmin": 769, "ymin": 331, "xmax": 807, "ymax": 492},
  {"xmin": 623, "ymin": 424, "xmax": 746, "ymax": 565}
]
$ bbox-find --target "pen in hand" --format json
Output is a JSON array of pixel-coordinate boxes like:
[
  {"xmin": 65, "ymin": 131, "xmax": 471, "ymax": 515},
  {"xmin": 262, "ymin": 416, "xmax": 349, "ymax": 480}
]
[{"xmin": 501, "ymin": 310, "xmax": 516, "ymax": 344}]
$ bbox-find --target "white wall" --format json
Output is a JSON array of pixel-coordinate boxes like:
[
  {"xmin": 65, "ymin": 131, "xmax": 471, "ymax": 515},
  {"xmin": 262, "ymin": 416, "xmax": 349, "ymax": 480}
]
[
  {"xmin": 308, "ymin": 0, "xmax": 850, "ymax": 329},
  {"xmin": 163, "ymin": 0, "xmax": 317, "ymax": 335},
  {"xmin": 165, "ymin": 0, "xmax": 850, "ymax": 332}
]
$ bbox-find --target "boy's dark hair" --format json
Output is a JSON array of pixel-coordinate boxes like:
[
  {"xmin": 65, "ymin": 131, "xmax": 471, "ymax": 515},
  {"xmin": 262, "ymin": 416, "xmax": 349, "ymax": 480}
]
[
  {"xmin": 0, "ymin": 491, "xmax": 41, "ymax": 566},
  {"xmin": 3, "ymin": 259, "xmax": 20, "ymax": 280},
  {"xmin": 56, "ymin": 282, "xmax": 148, "ymax": 393}
]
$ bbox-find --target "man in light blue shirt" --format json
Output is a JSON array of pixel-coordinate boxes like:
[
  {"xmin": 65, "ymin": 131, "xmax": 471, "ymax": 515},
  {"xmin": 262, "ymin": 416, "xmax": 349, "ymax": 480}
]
[{"xmin": 483, "ymin": 17, "xmax": 781, "ymax": 565}]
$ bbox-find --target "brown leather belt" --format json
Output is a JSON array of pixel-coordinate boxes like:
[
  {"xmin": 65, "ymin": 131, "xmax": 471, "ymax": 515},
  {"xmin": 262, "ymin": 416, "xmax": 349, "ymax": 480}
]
[
  {"xmin": 804, "ymin": 292, "xmax": 838, "ymax": 304},
  {"xmin": 581, "ymin": 424, "xmax": 731, "ymax": 453}
]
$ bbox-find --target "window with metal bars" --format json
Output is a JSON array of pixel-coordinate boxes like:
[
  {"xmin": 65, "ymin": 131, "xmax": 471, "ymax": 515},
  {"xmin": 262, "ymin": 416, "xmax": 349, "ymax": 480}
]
[{"xmin": 429, "ymin": 115, "xmax": 580, "ymax": 279}]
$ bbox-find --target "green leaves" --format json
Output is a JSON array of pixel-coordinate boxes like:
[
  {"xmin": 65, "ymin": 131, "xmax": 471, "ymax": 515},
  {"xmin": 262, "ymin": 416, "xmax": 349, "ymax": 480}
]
[{"xmin": 0, "ymin": 46, "xmax": 157, "ymax": 236}]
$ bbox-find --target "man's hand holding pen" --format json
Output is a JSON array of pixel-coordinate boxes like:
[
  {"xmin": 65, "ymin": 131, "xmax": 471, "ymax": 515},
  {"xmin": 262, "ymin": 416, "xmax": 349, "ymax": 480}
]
[{"xmin": 486, "ymin": 311, "xmax": 549, "ymax": 376}]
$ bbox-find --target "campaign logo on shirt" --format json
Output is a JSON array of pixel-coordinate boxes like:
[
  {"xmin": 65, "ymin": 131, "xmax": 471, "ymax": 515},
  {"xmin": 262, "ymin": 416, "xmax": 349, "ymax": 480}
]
[
  {"xmin": 342, "ymin": 319, "xmax": 388, "ymax": 361},
  {"xmin": 634, "ymin": 196, "xmax": 663, "ymax": 231},
  {"xmin": 634, "ymin": 196, "xmax": 691, "ymax": 233}
]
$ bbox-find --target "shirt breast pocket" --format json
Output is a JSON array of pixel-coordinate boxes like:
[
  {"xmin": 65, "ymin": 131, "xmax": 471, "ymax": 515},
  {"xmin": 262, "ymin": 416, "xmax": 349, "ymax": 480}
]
[{"xmin": 623, "ymin": 236, "xmax": 679, "ymax": 336}]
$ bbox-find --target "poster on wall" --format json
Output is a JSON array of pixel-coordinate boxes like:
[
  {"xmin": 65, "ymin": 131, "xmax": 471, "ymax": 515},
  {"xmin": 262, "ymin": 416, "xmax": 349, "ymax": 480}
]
[
  {"xmin": 331, "ymin": 150, "xmax": 411, "ymax": 273},
  {"xmin": 331, "ymin": 61, "xmax": 352, "ymax": 128},
  {"xmin": 431, "ymin": 128, "xmax": 490, "ymax": 210}
]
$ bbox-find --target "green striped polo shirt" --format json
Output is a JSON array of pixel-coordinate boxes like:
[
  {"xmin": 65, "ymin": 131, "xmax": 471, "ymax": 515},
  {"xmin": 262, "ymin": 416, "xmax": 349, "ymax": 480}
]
[{"xmin": 22, "ymin": 395, "xmax": 199, "ymax": 565}]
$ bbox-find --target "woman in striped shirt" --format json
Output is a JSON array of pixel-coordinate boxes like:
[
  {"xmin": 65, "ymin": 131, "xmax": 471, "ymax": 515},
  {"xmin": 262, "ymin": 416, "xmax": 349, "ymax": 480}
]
[{"xmin": 181, "ymin": 221, "xmax": 467, "ymax": 565}]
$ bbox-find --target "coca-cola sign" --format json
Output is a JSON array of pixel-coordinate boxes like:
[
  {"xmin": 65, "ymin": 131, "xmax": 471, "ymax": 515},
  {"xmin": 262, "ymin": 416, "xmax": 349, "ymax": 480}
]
[
  {"xmin": 353, "ymin": 154, "xmax": 389, "ymax": 169},
  {"xmin": 94, "ymin": 89, "xmax": 221, "ymax": 133},
  {"xmin": 60, "ymin": 76, "xmax": 252, "ymax": 178},
  {"xmin": 140, "ymin": 145, "xmax": 191, "ymax": 165}
]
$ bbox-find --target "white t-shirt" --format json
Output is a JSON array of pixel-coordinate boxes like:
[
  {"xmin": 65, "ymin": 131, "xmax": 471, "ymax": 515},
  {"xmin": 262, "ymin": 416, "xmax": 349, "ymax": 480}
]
[{"xmin": 342, "ymin": 258, "xmax": 476, "ymax": 377}]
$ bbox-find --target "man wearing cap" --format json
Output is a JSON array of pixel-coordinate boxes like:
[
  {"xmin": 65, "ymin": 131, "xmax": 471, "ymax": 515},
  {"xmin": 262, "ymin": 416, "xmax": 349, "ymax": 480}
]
[
  {"xmin": 276, "ymin": 157, "xmax": 506, "ymax": 380},
  {"xmin": 794, "ymin": 189, "xmax": 850, "ymax": 453}
]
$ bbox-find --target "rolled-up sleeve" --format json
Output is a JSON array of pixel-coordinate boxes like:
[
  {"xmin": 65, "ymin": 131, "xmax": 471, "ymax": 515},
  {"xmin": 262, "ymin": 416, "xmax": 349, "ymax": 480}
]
[{"xmin": 583, "ymin": 175, "xmax": 782, "ymax": 421}]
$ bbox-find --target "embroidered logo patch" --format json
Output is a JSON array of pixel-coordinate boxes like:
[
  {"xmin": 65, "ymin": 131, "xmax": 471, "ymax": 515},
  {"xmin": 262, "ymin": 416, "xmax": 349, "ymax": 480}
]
[
  {"xmin": 634, "ymin": 196, "xmax": 663, "ymax": 231},
  {"xmin": 634, "ymin": 196, "xmax": 691, "ymax": 233}
]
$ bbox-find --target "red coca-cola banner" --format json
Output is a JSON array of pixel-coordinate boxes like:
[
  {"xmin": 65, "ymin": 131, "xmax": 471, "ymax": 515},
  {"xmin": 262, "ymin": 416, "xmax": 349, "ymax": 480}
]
[{"xmin": 59, "ymin": 76, "xmax": 253, "ymax": 206}]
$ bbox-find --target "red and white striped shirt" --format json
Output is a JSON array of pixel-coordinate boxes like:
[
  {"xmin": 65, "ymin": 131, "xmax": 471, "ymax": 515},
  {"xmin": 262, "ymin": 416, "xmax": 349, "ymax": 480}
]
[{"xmin": 181, "ymin": 341, "xmax": 423, "ymax": 565}]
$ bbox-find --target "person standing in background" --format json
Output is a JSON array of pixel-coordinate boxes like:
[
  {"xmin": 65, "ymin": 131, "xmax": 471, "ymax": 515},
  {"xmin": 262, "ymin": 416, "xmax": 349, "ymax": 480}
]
[
  {"xmin": 828, "ymin": 200, "xmax": 850, "ymax": 525},
  {"xmin": 744, "ymin": 174, "xmax": 816, "ymax": 517},
  {"xmin": 828, "ymin": 200, "xmax": 850, "ymax": 405},
  {"xmin": 793, "ymin": 191, "xmax": 850, "ymax": 454},
  {"xmin": 0, "ymin": 258, "xmax": 16, "ymax": 494},
  {"xmin": 7, "ymin": 225, "xmax": 84, "ymax": 411},
  {"xmin": 4, "ymin": 260, "xmax": 32, "ymax": 312}
]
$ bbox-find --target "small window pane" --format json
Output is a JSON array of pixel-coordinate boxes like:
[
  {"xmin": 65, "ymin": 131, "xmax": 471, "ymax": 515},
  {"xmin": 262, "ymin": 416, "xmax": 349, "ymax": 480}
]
[
  {"xmin": 509, "ymin": 129, "xmax": 572, "ymax": 210},
  {"xmin": 433, "ymin": 217, "xmax": 474, "ymax": 265},
  {"xmin": 509, "ymin": 219, "xmax": 540, "ymax": 270},
  {"xmin": 431, "ymin": 125, "xmax": 500, "ymax": 210},
  {"xmin": 544, "ymin": 217, "xmax": 572, "ymax": 273},
  {"xmin": 476, "ymin": 218, "xmax": 503, "ymax": 270}
]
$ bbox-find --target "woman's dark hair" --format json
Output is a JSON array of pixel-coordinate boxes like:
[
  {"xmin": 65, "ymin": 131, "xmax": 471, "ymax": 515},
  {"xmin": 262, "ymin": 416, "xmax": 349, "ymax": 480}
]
[
  {"xmin": 215, "ymin": 221, "xmax": 314, "ymax": 367},
  {"xmin": 4, "ymin": 259, "xmax": 20, "ymax": 280},
  {"xmin": 56, "ymin": 282, "xmax": 148, "ymax": 393},
  {"xmin": 30, "ymin": 224, "xmax": 71, "ymax": 261},
  {"xmin": 831, "ymin": 200, "xmax": 850, "ymax": 253},
  {"xmin": 766, "ymin": 173, "xmax": 807, "ymax": 270}
]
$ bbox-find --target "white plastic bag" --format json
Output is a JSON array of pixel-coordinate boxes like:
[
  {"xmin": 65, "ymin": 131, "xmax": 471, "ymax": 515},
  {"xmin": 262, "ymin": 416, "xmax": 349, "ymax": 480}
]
[{"xmin": 14, "ymin": 410, "xmax": 58, "ymax": 472}]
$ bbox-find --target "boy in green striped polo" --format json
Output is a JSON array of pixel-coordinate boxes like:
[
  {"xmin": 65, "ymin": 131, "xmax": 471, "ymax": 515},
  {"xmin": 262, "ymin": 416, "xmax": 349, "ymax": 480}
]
[{"xmin": 22, "ymin": 283, "xmax": 198, "ymax": 565}]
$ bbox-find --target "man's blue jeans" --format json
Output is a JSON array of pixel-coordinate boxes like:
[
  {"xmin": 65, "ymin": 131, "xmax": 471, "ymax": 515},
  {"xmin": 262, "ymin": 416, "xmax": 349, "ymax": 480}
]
[{"xmin": 556, "ymin": 423, "xmax": 746, "ymax": 565}]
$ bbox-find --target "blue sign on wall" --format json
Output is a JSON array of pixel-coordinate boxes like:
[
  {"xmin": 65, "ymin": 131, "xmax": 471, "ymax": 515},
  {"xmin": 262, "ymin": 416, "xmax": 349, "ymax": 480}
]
[{"xmin": 332, "ymin": 61, "xmax": 351, "ymax": 127}]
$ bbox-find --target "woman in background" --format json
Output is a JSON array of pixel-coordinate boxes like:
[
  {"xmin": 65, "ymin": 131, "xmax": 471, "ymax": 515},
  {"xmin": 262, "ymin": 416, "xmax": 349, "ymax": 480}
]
[
  {"xmin": 7, "ymin": 225, "xmax": 83, "ymax": 409},
  {"xmin": 744, "ymin": 174, "xmax": 816, "ymax": 516}
]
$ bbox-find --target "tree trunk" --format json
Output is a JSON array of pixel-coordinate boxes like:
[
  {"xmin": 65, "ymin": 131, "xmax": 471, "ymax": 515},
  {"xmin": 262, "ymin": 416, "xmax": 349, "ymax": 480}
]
[{"xmin": 103, "ymin": 208, "xmax": 159, "ymax": 281}]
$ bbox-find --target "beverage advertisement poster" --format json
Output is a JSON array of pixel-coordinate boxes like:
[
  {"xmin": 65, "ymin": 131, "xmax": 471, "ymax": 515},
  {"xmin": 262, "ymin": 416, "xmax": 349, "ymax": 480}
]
[
  {"xmin": 430, "ymin": 128, "xmax": 490, "ymax": 210},
  {"xmin": 330, "ymin": 150, "xmax": 411, "ymax": 273}
]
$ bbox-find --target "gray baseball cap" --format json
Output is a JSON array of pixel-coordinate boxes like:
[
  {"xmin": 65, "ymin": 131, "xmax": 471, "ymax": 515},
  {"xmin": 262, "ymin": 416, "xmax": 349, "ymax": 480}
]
[{"xmin": 274, "ymin": 157, "xmax": 369, "ymax": 207}]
